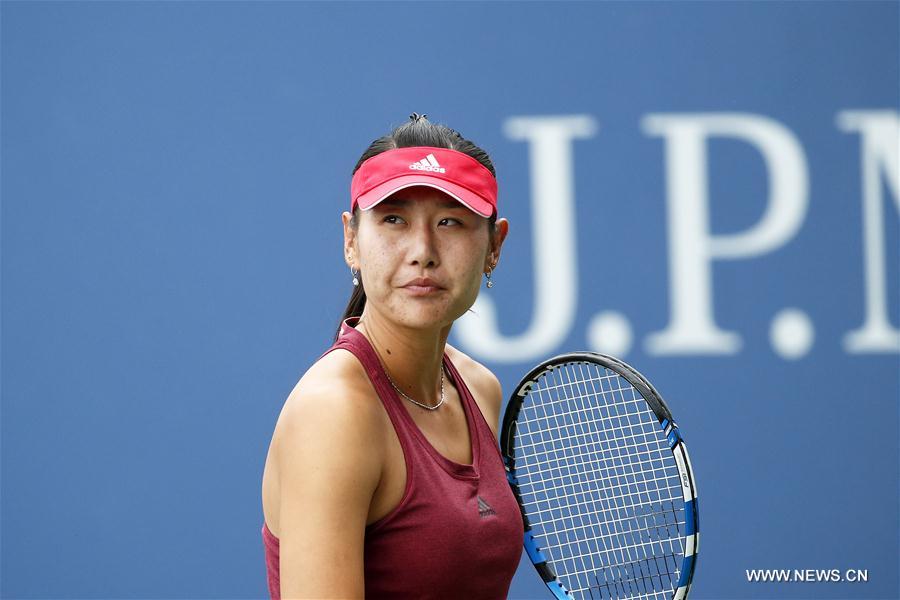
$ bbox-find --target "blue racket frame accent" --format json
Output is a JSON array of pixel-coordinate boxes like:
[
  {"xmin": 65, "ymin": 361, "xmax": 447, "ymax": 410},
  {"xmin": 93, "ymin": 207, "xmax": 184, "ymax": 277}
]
[
  {"xmin": 684, "ymin": 499, "xmax": 697, "ymax": 536},
  {"xmin": 666, "ymin": 427, "xmax": 683, "ymax": 448},
  {"xmin": 502, "ymin": 352, "xmax": 699, "ymax": 600},
  {"xmin": 546, "ymin": 581, "xmax": 572, "ymax": 600},
  {"xmin": 523, "ymin": 531, "xmax": 549, "ymax": 565}
]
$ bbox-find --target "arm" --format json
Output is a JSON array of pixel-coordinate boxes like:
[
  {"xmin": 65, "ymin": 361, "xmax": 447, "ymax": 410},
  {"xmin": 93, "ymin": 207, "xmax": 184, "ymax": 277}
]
[{"xmin": 275, "ymin": 382, "xmax": 383, "ymax": 599}]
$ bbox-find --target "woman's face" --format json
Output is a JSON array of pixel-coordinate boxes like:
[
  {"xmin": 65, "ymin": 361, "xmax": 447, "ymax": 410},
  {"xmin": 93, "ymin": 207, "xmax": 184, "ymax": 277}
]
[{"xmin": 343, "ymin": 187, "xmax": 507, "ymax": 331}]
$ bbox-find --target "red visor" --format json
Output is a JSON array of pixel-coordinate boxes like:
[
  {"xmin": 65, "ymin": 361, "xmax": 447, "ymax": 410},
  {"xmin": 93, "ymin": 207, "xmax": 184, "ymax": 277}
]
[{"xmin": 350, "ymin": 146, "xmax": 497, "ymax": 217}]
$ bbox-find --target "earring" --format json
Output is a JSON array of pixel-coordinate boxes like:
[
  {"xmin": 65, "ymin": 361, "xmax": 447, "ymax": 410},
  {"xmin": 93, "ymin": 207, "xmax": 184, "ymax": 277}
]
[
  {"xmin": 351, "ymin": 266, "xmax": 359, "ymax": 287},
  {"xmin": 484, "ymin": 265, "xmax": 494, "ymax": 288}
]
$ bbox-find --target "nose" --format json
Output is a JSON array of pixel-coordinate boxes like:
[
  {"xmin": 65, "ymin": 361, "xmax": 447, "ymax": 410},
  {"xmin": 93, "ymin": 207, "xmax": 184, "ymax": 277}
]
[{"xmin": 406, "ymin": 221, "xmax": 439, "ymax": 268}]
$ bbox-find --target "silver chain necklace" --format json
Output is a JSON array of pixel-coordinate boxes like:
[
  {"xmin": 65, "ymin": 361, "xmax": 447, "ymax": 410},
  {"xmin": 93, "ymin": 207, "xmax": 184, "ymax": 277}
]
[
  {"xmin": 384, "ymin": 364, "xmax": 445, "ymax": 411},
  {"xmin": 359, "ymin": 319, "xmax": 445, "ymax": 410}
]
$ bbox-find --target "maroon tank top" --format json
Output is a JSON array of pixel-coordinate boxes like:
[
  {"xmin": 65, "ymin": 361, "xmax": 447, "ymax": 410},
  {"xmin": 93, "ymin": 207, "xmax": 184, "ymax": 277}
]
[{"xmin": 262, "ymin": 317, "xmax": 523, "ymax": 599}]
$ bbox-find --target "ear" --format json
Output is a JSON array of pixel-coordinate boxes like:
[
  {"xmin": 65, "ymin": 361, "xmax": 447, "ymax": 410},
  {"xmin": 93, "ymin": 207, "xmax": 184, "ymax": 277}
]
[
  {"xmin": 486, "ymin": 217, "xmax": 510, "ymax": 270},
  {"xmin": 342, "ymin": 211, "xmax": 357, "ymax": 268}
]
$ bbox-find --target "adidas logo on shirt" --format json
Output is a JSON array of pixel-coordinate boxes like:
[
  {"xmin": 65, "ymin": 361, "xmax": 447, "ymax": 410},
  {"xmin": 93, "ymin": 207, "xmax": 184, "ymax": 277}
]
[
  {"xmin": 477, "ymin": 496, "xmax": 496, "ymax": 518},
  {"xmin": 409, "ymin": 153, "xmax": 446, "ymax": 173}
]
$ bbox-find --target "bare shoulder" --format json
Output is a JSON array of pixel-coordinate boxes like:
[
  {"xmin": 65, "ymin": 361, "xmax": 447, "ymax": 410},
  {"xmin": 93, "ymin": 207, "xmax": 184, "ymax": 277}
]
[
  {"xmin": 446, "ymin": 344, "xmax": 503, "ymax": 438},
  {"xmin": 269, "ymin": 349, "xmax": 387, "ymax": 510},
  {"xmin": 274, "ymin": 348, "xmax": 385, "ymax": 451}
]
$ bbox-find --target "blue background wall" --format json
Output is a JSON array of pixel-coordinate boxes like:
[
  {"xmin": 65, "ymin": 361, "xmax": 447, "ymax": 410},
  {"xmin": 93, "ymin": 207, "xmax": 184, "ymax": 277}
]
[{"xmin": 2, "ymin": 2, "xmax": 897, "ymax": 598}]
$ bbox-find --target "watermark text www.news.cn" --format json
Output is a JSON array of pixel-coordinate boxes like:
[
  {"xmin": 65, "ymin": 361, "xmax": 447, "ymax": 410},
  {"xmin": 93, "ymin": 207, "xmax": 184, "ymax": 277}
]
[{"xmin": 746, "ymin": 569, "xmax": 868, "ymax": 583}]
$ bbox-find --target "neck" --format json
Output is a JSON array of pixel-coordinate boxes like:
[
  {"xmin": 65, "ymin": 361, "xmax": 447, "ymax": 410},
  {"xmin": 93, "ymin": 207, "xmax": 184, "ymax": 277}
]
[{"xmin": 354, "ymin": 307, "xmax": 451, "ymax": 406}]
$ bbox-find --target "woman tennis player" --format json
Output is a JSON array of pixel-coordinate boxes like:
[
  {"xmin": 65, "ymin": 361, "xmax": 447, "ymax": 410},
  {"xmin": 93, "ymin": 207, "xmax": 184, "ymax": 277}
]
[{"xmin": 260, "ymin": 113, "xmax": 522, "ymax": 599}]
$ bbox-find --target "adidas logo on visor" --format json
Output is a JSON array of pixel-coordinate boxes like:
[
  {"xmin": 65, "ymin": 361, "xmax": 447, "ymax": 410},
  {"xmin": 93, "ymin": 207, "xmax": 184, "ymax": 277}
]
[{"xmin": 409, "ymin": 153, "xmax": 446, "ymax": 174}]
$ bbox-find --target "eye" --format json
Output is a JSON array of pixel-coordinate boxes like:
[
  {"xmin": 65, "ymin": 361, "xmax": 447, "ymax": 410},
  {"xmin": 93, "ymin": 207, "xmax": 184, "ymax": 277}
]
[
  {"xmin": 439, "ymin": 217, "xmax": 462, "ymax": 227},
  {"xmin": 383, "ymin": 215, "xmax": 405, "ymax": 225}
]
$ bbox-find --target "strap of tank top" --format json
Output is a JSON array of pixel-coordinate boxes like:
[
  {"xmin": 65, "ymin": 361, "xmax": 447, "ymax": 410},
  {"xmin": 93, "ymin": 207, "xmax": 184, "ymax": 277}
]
[
  {"xmin": 320, "ymin": 317, "xmax": 497, "ymax": 465},
  {"xmin": 317, "ymin": 317, "xmax": 418, "ymax": 436},
  {"xmin": 441, "ymin": 351, "xmax": 500, "ymax": 457}
]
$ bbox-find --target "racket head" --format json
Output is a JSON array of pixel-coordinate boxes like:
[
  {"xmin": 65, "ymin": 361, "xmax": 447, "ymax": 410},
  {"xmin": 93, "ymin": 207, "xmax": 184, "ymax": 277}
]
[{"xmin": 502, "ymin": 352, "xmax": 698, "ymax": 600}]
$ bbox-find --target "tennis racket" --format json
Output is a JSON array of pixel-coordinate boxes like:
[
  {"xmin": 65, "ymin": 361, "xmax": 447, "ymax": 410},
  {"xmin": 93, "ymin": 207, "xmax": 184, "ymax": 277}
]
[{"xmin": 501, "ymin": 352, "xmax": 698, "ymax": 599}]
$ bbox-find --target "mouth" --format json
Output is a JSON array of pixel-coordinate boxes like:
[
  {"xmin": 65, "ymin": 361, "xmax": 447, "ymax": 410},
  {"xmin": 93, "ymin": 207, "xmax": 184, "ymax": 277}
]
[
  {"xmin": 401, "ymin": 278, "xmax": 446, "ymax": 296},
  {"xmin": 402, "ymin": 285, "xmax": 444, "ymax": 296}
]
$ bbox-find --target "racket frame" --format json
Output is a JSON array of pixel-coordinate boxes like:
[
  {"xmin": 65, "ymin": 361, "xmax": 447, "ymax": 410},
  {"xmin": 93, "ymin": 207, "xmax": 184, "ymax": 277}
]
[{"xmin": 501, "ymin": 352, "xmax": 699, "ymax": 600}]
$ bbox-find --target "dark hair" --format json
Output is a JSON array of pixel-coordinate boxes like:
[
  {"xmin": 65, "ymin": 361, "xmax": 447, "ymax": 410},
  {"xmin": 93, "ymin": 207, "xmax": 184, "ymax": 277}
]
[{"xmin": 335, "ymin": 113, "xmax": 498, "ymax": 341}]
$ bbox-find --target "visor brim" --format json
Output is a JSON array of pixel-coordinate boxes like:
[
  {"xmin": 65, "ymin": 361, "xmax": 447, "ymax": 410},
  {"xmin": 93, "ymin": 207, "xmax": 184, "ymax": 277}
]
[{"xmin": 355, "ymin": 176, "xmax": 494, "ymax": 218}]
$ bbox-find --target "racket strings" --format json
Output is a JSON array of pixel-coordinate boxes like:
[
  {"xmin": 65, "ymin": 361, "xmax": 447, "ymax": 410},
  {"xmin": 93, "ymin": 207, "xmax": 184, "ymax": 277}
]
[
  {"xmin": 521, "ymin": 480, "xmax": 683, "ymax": 521},
  {"xmin": 515, "ymin": 437, "xmax": 681, "ymax": 495},
  {"xmin": 537, "ymin": 501, "xmax": 684, "ymax": 551},
  {"xmin": 587, "ymin": 553, "xmax": 680, "ymax": 600},
  {"xmin": 512, "ymin": 362, "xmax": 686, "ymax": 599},
  {"xmin": 545, "ymin": 502, "xmax": 684, "ymax": 583},
  {"xmin": 516, "ymin": 399, "xmax": 675, "ymax": 492},
  {"xmin": 540, "ymin": 360, "xmax": 684, "ymax": 596},
  {"xmin": 519, "ymin": 381, "xmax": 675, "ymax": 527}
]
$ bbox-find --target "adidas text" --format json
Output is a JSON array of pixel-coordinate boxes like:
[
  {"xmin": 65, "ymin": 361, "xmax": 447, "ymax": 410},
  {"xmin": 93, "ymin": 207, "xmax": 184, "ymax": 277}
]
[{"xmin": 409, "ymin": 163, "xmax": 445, "ymax": 173}]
